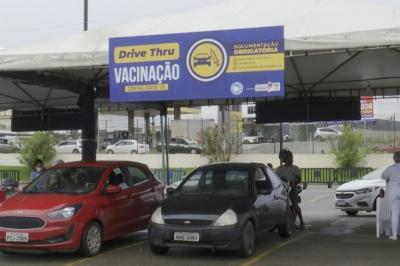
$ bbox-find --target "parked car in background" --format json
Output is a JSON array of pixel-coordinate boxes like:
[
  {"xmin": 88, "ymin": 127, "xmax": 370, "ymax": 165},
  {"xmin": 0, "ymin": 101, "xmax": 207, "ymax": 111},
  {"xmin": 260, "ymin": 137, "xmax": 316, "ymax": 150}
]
[
  {"xmin": 157, "ymin": 138, "xmax": 202, "ymax": 154},
  {"xmin": 149, "ymin": 163, "xmax": 294, "ymax": 257},
  {"xmin": 314, "ymin": 127, "xmax": 342, "ymax": 141},
  {"xmin": 54, "ymin": 140, "xmax": 82, "ymax": 154},
  {"xmin": 335, "ymin": 166, "xmax": 387, "ymax": 216},
  {"xmin": 0, "ymin": 161, "xmax": 164, "ymax": 256},
  {"xmin": 0, "ymin": 138, "xmax": 19, "ymax": 153},
  {"xmin": 106, "ymin": 139, "xmax": 149, "ymax": 154},
  {"xmin": 242, "ymin": 135, "xmax": 260, "ymax": 144},
  {"xmin": 100, "ymin": 138, "xmax": 114, "ymax": 150}
]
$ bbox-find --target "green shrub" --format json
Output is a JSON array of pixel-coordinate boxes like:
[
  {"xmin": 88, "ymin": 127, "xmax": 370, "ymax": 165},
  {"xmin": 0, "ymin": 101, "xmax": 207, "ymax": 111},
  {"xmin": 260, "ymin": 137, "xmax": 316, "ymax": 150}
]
[
  {"xmin": 332, "ymin": 125, "xmax": 366, "ymax": 167},
  {"xmin": 200, "ymin": 126, "xmax": 235, "ymax": 163},
  {"xmin": 19, "ymin": 132, "xmax": 56, "ymax": 169}
]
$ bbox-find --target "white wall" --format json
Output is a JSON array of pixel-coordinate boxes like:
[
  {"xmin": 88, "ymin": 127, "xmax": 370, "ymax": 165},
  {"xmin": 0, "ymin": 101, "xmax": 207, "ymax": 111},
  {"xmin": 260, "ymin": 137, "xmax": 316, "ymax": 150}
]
[{"xmin": 0, "ymin": 153, "xmax": 393, "ymax": 169}]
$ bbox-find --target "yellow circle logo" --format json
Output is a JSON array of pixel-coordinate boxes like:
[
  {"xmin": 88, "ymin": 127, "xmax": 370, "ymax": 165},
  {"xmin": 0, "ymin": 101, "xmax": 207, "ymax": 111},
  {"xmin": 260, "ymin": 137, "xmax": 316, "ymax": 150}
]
[{"xmin": 186, "ymin": 39, "xmax": 227, "ymax": 82}]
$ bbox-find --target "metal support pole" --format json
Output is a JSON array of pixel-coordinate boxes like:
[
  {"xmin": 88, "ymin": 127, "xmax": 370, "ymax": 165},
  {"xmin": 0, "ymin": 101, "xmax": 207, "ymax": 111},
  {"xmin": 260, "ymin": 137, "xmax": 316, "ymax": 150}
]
[
  {"xmin": 83, "ymin": 0, "xmax": 88, "ymax": 31},
  {"xmin": 128, "ymin": 110, "xmax": 135, "ymax": 139},
  {"xmin": 160, "ymin": 111, "xmax": 166, "ymax": 182},
  {"xmin": 145, "ymin": 112, "xmax": 150, "ymax": 145},
  {"xmin": 364, "ymin": 119, "xmax": 367, "ymax": 149},
  {"xmin": 136, "ymin": 119, "xmax": 139, "ymax": 151},
  {"xmin": 97, "ymin": 107, "xmax": 101, "ymax": 152},
  {"xmin": 163, "ymin": 107, "xmax": 170, "ymax": 185},
  {"xmin": 236, "ymin": 117, "xmax": 239, "ymax": 154},
  {"xmin": 79, "ymin": 86, "xmax": 96, "ymax": 161}
]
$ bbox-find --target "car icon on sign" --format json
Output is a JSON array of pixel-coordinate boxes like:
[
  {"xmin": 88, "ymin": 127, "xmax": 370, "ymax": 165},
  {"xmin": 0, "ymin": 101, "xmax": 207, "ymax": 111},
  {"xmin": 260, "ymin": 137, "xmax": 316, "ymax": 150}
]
[{"xmin": 193, "ymin": 53, "xmax": 211, "ymax": 67}]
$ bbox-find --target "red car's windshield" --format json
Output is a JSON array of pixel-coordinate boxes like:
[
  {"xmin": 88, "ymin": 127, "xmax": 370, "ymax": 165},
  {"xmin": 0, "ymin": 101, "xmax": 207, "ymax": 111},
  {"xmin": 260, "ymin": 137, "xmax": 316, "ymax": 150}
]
[{"xmin": 25, "ymin": 167, "xmax": 105, "ymax": 195}]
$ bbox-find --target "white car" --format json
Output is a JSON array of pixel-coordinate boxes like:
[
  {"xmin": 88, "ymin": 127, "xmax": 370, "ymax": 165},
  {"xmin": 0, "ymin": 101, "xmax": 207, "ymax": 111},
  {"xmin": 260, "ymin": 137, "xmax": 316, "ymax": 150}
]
[
  {"xmin": 54, "ymin": 139, "xmax": 82, "ymax": 154},
  {"xmin": 106, "ymin": 139, "xmax": 149, "ymax": 154},
  {"xmin": 314, "ymin": 127, "xmax": 342, "ymax": 141},
  {"xmin": 243, "ymin": 136, "xmax": 260, "ymax": 144},
  {"xmin": 335, "ymin": 166, "xmax": 387, "ymax": 216}
]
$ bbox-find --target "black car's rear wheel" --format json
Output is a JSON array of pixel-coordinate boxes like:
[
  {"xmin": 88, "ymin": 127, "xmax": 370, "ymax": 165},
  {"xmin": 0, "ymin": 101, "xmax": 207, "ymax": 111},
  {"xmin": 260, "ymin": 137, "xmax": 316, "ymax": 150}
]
[
  {"xmin": 79, "ymin": 222, "xmax": 103, "ymax": 257},
  {"xmin": 278, "ymin": 207, "xmax": 295, "ymax": 238},
  {"xmin": 238, "ymin": 220, "xmax": 255, "ymax": 257}
]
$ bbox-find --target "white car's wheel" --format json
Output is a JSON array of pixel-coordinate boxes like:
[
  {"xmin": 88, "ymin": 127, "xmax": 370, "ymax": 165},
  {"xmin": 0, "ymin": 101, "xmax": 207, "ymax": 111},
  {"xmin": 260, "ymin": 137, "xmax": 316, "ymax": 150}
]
[{"xmin": 107, "ymin": 150, "xmax": 114, "ymax": 154}]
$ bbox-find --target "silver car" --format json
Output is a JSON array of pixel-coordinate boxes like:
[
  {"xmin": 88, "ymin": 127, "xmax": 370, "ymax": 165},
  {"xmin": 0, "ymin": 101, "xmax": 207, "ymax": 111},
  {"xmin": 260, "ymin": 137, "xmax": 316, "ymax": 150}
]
[
  {"xmin": 314, "ymin": 127, "xmax": 342, "ymax": 141},
  {"xmin": 335, "ymin": 166, "xmax": 387, "ymax": 216}
]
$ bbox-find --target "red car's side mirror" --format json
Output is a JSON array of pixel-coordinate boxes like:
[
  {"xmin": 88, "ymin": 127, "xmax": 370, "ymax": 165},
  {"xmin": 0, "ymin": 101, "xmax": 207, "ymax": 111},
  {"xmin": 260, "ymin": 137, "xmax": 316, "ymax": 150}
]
[{"xmin": 104, "ymin": 185, "xmax": 122, "ymax": 195}]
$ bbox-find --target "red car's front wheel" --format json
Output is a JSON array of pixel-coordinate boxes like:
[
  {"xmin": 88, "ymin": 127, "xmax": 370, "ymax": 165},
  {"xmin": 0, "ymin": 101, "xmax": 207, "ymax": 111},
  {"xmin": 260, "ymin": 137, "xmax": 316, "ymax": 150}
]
[{"xmin": 79, "ymin": 221, "xmax": 103, "ymax": 257}]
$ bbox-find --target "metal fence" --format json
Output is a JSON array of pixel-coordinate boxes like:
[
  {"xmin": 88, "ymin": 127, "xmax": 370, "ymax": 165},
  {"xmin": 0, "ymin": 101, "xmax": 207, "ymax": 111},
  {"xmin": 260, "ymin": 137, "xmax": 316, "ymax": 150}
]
[
  {"xmin": 152, "ymin": 167, "xmax": 374, "ymax": 187},
  {"xmin": 302, "ymin": 167, "xmax": 373, "ymax": 187},
  {"xmin": 152, "ymin": 168, "xmax": 187, "ymax": 184},
  {"xmin": 0, "ymin": 170, "xmax": 20, "ymax": 188}
]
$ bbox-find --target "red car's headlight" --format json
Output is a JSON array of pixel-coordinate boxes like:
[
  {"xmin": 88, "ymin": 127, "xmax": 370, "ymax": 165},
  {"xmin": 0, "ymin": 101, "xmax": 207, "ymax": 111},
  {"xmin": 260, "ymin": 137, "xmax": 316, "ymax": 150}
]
[{"xmin": 47, "ymin": 204, "xmax": 82, "ymax": 220}]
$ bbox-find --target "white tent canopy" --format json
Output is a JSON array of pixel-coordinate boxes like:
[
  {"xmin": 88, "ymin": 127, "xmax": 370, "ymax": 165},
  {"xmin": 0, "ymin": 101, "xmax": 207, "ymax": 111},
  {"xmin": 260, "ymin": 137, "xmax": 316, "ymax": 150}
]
[{"xmin": 0, "ymin": 0, "xmax": 400, "ymax": 111}]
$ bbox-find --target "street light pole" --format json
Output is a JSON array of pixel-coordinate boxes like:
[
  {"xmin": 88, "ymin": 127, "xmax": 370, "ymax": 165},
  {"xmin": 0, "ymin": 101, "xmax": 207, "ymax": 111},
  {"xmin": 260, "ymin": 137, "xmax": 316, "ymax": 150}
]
[{"xmin": 84, "ymin": 0, "xmax": 88, "ymax": 31}]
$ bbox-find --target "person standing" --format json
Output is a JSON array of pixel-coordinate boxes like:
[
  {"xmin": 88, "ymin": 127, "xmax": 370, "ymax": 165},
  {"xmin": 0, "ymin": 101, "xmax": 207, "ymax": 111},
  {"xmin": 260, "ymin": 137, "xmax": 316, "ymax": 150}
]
[
  {"xmin": 276, "ymin": 148, "xmax": 305, "ymax": 229},
  {"xmin": 381, "ymin": 151, "xmax": 400, "ymax": 240},
  {"xmin": 30, "ymin": 159, "xmax": 45, "ymax": 181}
]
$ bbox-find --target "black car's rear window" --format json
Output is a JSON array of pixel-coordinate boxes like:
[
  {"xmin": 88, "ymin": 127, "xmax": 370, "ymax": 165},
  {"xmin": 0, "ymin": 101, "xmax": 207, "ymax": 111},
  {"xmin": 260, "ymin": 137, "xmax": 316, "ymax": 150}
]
[
  {"xmin": 25, "ymin": 166, "xmax": 105, "ymax": 195},
  {"xmin": 180, "ymin": 168, "xmax": 249, "ymax": 196}
]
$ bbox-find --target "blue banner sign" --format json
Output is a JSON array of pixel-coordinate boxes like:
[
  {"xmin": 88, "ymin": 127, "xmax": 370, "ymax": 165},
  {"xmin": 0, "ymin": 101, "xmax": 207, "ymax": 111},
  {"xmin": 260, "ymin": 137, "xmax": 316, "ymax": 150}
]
[{"xmin": 109, "ymin": 26, "xmax": 284, "ymax": 102}]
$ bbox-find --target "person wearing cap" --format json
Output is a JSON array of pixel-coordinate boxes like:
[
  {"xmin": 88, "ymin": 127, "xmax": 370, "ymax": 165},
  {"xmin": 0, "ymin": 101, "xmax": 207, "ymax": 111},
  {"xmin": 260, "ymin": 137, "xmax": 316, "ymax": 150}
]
[
  {"xmin": 381, "ymin": 151, "xmax": 400, "ymax": 240},
  {"xmin": 276, "ymin": 149, "xmax": 305, "ymax": 229}
]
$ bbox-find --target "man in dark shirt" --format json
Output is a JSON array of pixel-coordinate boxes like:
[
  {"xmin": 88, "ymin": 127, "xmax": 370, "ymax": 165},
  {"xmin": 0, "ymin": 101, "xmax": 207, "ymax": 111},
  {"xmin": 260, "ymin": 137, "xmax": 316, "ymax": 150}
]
[{"xmin": 276, "ymin": 149, "xmax": 305, "ymax": 229}]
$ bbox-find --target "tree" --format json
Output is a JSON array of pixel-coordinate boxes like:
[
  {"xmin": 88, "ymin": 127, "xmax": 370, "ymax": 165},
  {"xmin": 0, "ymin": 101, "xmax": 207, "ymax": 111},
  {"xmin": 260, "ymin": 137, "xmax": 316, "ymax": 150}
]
[
  {"xmin": 332, "ymin": 125, "xmax": 366, "ymax": 168},
  {"xmin": 199, "ymin": 126, "xmax": 237, "ymax": 163},
  {"xmin": 19, "ymin": 132, "xmax": 56, "ymax": 169}
]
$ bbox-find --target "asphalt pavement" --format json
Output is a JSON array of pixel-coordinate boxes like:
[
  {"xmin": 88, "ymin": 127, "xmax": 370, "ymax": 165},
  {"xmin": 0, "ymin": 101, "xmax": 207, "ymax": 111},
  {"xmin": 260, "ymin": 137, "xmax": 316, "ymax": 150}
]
[{"xmin": 1, "ymin": 185, "xmax": 399, "ymax": 266}]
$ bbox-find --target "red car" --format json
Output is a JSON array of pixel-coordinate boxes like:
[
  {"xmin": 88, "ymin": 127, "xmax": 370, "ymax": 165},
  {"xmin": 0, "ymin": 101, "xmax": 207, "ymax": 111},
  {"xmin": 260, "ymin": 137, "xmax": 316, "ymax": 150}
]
[{"xmin": 0, "ymin": 161, "xmax": 164, "ymax": 256}]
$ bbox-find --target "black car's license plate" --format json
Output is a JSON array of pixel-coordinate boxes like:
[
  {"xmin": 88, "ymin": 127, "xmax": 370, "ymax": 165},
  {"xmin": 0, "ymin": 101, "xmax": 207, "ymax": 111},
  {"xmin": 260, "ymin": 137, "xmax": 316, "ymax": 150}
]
[{"xmin": 173, "ymin": 232, "xmax": 199, "ymax": 242}]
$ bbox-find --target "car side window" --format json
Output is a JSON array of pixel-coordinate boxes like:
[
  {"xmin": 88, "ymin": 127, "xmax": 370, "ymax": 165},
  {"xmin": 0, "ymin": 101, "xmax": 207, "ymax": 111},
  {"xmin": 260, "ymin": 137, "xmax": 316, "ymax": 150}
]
[
  {"xmin": 106, "ymin": 168, "xmax": 128, "ymax": 190},
  {"xmin": 181, "ymin": 171, "xmax": 203, "ymax": 193},
  {"xmin": 125, "ymin": 166, "xmax": 149, "ymax": 186},
  {"xmin": 255, "ymin": 168, "xmax": 273, "ymax": 193}
]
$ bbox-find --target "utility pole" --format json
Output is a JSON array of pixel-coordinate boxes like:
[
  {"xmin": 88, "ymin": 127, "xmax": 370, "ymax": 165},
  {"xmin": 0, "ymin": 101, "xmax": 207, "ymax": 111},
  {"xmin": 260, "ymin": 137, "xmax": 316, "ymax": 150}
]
[{"xmin": 84, "ymin": 0, "xmax": 88, "ymax": 31}]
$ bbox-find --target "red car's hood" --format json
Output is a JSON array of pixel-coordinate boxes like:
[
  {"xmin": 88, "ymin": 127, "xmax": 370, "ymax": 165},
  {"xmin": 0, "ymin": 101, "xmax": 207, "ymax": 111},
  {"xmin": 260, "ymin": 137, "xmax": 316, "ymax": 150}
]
[{"xmin": 0, "ymin": 193, "xmax": 85, "ymax": 215}]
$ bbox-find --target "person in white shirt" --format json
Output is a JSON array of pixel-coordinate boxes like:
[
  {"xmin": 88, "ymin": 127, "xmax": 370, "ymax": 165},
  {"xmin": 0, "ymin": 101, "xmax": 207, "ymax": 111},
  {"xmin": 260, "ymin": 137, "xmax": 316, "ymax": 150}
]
[{"xmin": 381, "ymin": 151, "xmax": 400, "ymax": 240}]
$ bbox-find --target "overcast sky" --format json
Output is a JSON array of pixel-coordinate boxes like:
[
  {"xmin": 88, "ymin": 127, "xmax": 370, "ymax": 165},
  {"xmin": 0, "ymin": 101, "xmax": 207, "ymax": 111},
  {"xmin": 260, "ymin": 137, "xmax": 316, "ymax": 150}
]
[
  {"xmin": 1, "ymin": 0, "xmax": 400, "ymax": 48},
  {"xmin": 0, "ymin": 0, "xmax": 399, "ymax": 121}
]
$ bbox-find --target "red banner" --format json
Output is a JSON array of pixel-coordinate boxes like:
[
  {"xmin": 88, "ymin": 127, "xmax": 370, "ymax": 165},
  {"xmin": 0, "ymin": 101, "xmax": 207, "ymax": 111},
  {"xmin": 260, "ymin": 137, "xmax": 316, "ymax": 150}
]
[{"xmin": 360, "ymin": 96, "xmax": 374, "ymax": 119}]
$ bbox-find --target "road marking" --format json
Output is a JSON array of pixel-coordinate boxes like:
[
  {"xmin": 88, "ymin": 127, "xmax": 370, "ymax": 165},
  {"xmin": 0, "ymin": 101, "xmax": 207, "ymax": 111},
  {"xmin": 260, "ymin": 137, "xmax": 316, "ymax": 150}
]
[
  {"xmin": 64, "ymin": 240, "xmax": 147, "ymax": 266},
  {"xmin": 310, "ymin": 194, "xmax": 330, "ymax": 203},
  {"xmin": 240, "ymin": 232, "xmax": 312, "ymax": 266}
]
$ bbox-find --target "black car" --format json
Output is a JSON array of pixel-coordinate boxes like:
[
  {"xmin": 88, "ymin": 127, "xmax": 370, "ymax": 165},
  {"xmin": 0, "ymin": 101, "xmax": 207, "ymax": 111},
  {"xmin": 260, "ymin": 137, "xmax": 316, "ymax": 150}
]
[
  {"xmin": 156, "ymin": 138, "xmax": 202, "ymax": 154},
  {"xmin": 148, "ymin": 163, "xmax": 294, "ymax": 257}
]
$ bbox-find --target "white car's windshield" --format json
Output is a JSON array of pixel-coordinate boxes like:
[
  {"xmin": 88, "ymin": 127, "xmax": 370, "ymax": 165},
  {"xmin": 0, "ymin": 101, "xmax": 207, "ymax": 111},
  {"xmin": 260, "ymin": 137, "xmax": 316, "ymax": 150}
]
[
  {"xmin": 25, "ymin": 167, "xmax": 105, "ymax": 194},
  {"xmin": 361, "ymin": 166, "xmax": 388, "ymax": 180}
]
